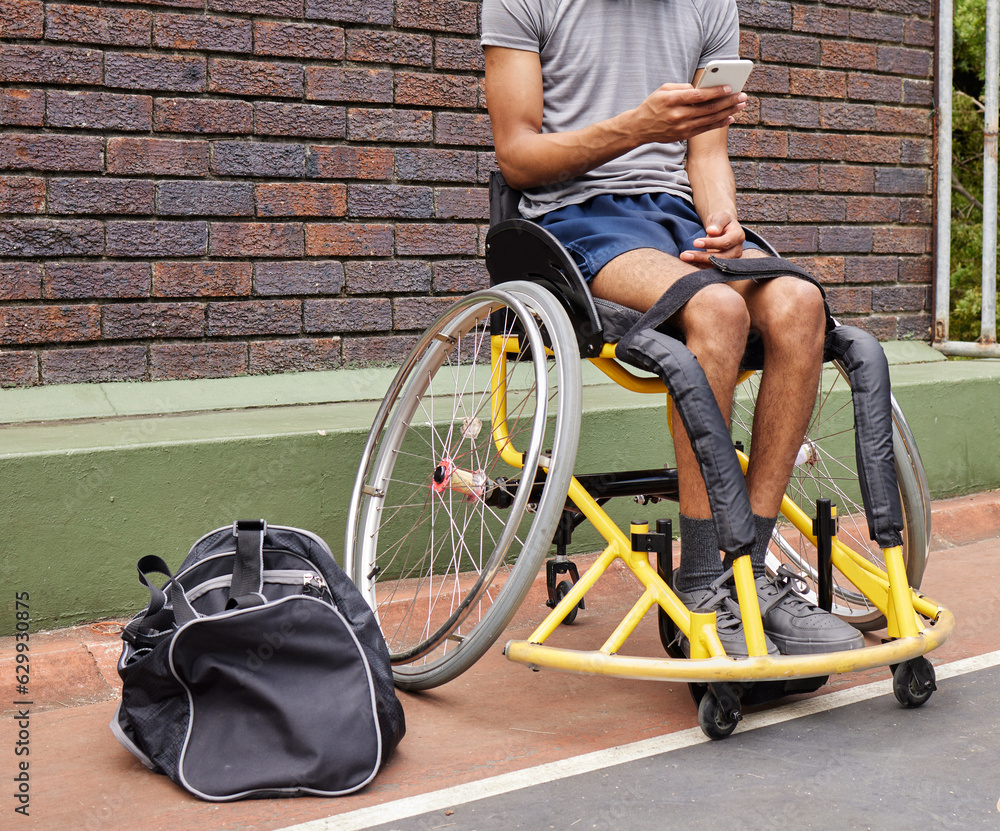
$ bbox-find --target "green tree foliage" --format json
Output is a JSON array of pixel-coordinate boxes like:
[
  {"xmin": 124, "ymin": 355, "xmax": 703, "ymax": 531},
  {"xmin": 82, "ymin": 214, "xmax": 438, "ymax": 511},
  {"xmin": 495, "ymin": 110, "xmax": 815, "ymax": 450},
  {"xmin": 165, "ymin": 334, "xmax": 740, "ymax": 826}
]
[
  {"xmin": 955, "ymin": 0, "xmax": 988, "ymax": 95},
  {"xmin": 950, "ymin": 0, "xmax": 999, "ymax": 341}
]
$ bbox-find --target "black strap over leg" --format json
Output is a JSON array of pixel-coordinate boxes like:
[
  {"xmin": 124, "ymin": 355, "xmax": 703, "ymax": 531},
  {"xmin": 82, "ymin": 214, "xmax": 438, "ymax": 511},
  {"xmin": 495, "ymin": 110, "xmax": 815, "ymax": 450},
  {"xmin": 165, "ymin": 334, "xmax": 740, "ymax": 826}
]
[{"xmin": 625, "ymin": 256, "xmax": 827, "ymax": 335}]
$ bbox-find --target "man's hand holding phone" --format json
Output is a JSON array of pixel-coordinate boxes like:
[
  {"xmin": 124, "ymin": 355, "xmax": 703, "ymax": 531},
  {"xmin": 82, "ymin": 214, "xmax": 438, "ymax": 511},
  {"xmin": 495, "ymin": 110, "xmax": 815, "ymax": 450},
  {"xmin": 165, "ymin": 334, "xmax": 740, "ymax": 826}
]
[{"xmin": 694, "ymin": 59, "xmax": 754, "ymax": 93}]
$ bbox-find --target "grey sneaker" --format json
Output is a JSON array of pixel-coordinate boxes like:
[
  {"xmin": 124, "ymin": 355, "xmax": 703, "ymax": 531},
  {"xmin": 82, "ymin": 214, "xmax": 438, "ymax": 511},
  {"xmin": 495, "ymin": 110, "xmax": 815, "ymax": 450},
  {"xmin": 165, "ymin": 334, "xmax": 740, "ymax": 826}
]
[
  {"xmin": 752, "ymin": 567, "xmax": 865, "ymax": 655},
  {"xmin": 675, "ymin": 571, "xmax": 779, "ymax": 659}
]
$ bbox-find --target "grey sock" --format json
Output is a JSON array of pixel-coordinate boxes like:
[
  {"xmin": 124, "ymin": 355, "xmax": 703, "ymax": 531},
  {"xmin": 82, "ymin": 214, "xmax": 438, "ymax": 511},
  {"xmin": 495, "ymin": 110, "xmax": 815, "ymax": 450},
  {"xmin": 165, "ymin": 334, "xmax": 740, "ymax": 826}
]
[
  {"xmin": 751, "ymin": 514, "xmax": 776, "ymax": 579},
  {"xmin": 674, "ymin": 514, "xmax": 724, "ymax": 593}
]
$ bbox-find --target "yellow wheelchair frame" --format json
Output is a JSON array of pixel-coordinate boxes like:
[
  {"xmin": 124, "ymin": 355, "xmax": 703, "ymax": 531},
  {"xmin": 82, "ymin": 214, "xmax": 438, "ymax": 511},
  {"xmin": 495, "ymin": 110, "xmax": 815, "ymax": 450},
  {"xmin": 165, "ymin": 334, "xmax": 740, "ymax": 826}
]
[
  {"xmin": 347, "ymin": 278, "xmax": 952, "ymax": 739},
  {"xmin": 498, "ymin": 339, "xmax": 951, "ymax": 680}
]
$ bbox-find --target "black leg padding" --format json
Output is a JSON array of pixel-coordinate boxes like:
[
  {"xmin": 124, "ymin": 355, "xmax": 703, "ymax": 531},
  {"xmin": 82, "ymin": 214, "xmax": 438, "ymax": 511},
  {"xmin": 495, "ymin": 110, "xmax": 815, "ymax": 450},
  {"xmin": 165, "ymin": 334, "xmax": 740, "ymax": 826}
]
[
  {"xmin": 616, "ymin": 322, "xmax": 756, "ymax": 560},
  {"xmin": 824, "ymin": 326, "xmax": 905, "ymax": 548}
]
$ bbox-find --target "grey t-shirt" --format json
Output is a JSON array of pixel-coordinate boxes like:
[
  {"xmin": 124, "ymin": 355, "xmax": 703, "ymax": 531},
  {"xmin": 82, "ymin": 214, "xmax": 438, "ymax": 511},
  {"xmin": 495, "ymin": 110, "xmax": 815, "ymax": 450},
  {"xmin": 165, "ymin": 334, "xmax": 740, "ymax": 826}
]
[{"xmin": 481, "ymin": 0, "xmax": 741, "ymax": 218}]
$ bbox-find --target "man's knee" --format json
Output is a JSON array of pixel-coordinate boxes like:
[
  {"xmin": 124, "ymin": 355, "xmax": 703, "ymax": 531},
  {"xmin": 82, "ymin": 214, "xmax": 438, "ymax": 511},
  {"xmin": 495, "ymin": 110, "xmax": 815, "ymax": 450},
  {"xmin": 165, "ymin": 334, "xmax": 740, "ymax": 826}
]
[
  {"xmin": 681, "ymin": 284, "xmax": 751, "ymax": 356},
  {"xmin": 758, "ymin": 277, "xmax": 825, "ymax": 349}
]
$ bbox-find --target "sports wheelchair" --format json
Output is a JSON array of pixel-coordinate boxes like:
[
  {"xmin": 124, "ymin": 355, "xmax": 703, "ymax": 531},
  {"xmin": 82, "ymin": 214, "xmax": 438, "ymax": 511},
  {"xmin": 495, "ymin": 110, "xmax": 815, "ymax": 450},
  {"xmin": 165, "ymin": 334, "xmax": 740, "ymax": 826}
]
[{"xmin": 345, "ymin": 175, "xmax": 952, "ymax": 739}]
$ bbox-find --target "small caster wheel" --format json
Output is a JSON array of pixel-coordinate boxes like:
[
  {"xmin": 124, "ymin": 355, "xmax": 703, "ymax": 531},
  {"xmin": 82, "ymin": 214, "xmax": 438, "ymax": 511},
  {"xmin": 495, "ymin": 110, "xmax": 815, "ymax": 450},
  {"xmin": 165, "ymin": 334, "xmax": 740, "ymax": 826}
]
[
  {"xmin": 554, "ymin": 580, "xmax": 579, "ymax": 625},
  {"xmin": 892, "ymin": 657, "xmax": 936, "ymax": 708},
  {"xmin": 698, "ymin": 690, "xmax": 741, "ymax": 740}
]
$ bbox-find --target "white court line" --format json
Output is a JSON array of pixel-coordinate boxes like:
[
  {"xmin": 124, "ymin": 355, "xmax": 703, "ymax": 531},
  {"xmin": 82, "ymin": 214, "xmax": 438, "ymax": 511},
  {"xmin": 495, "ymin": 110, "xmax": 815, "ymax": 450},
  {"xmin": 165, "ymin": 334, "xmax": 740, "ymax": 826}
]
[{"xmin": 279, "ymin": 650, "xmax": 1000, "ymax": 831}]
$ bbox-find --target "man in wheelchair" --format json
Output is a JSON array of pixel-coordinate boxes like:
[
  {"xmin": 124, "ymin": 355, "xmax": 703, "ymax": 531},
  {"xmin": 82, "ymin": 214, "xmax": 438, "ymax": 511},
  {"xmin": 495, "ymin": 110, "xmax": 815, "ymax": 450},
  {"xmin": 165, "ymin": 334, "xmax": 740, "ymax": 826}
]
[{"xmin": 481, "ymin": 0, "xmax": 864, "ymax": 657}]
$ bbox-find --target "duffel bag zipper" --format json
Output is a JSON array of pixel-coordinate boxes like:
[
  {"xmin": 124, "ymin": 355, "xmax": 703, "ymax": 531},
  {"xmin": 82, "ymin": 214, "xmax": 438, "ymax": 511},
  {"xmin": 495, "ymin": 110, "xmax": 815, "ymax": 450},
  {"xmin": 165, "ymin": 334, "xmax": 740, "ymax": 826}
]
[
  {"xmin": 303, "ymin": 572, "xmax": 327, "ymax": 596},
  {"xmin": 186, "ymin": 570, "xmax": 327, "ymax": 603}
]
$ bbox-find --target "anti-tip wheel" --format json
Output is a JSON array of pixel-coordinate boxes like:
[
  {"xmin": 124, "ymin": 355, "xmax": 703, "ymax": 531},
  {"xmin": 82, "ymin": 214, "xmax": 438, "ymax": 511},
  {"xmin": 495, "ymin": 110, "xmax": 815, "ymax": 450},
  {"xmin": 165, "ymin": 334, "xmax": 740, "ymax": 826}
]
[
  {"xmin": 698, "ymin": 690, "xmax": 741, "ymax": 740},
  {"xmin": 892, "ymin": 657, "xmax": 936, "ymax": 708},
  {"xmin": 554, "ymin": 579, "xmax": 579, "ymax": 625}
]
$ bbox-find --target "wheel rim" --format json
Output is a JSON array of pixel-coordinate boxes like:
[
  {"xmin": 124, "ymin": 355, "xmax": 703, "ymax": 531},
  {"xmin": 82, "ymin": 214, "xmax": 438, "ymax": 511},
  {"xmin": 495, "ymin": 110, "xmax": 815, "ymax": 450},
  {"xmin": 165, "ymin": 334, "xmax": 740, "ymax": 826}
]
[{"xmin": 348, "ymin": 285, "xmax": 580, "ymax": 685}]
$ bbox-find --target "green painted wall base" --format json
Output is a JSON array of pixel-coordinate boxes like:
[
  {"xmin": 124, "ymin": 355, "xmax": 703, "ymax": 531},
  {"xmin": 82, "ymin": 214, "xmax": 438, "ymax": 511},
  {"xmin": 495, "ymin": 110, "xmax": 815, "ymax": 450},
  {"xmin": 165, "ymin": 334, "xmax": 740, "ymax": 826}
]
[{"xmin": 1, "ymin": 342, "xmax": 997, "ymax": 633}]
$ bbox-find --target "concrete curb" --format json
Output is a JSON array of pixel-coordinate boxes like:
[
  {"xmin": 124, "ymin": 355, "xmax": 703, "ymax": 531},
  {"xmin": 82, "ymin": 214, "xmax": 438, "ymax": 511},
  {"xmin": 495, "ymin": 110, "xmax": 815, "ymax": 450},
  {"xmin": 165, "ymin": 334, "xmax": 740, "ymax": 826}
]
[{"xmin": 4, "ymin": 346, "xmax": 1000, "ymax": 634}]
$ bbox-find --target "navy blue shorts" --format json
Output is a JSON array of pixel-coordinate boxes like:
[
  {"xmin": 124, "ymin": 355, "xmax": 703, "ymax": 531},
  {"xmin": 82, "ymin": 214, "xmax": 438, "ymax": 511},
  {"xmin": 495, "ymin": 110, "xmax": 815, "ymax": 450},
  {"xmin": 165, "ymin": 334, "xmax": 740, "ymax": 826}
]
[{"xmin": 537, "ymin": 192, "xmax": 759, "ymax": 283}]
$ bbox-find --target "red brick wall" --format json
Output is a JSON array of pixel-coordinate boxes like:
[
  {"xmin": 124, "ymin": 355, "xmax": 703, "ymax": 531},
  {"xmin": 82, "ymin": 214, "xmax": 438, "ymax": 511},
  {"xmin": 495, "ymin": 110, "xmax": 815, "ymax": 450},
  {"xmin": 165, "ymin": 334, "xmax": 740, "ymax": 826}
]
[
  {"xmin": 735, "ymin": 0, "xmax": 935, "ymax": 342},
  {"xmin": 0, "ymin": 0, "xmax": 935, "ymax": 387}
]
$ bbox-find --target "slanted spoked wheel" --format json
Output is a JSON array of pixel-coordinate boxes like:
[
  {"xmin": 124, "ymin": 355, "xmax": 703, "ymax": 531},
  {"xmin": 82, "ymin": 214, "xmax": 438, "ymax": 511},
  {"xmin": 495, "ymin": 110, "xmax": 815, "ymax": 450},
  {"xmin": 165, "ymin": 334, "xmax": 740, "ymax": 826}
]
[
  {"xmin": 730, "ymin": 361, "xmax": 931, "ymax": 632},
  {"xmin": 892, "ymin": 657, "xmax": 936, "ymax": 708},
  {"xmin": 346, "ymin": 281, "xmax": 581, "ymax": 691}
]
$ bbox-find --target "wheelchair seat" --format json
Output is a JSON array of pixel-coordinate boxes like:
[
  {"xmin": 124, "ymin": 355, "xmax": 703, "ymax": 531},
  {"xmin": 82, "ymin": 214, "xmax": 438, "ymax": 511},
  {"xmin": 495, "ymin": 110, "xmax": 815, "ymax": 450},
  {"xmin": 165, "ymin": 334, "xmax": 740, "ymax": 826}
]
[{"xmin": 484, "ymin": 171, "xmax": 779, "ymax": 369}]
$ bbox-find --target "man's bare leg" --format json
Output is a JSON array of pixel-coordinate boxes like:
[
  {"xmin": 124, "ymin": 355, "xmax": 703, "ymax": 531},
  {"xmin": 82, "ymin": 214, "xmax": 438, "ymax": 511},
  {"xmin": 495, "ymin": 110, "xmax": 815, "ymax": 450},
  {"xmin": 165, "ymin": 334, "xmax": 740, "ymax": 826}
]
[
  {"xmin": 729, "ymin": 274, "xmax": 827, "ymax": 518},
  {"xmin": 594, "ymin": 247, "xmax": 827, "ymax": 519},
  {"xmin": 592, "ymin": 248, "xmax": 825, "ymax": 514},
  {"xmin": 590, "ymin": 247, "xmax": 751, "ymax": 520}
]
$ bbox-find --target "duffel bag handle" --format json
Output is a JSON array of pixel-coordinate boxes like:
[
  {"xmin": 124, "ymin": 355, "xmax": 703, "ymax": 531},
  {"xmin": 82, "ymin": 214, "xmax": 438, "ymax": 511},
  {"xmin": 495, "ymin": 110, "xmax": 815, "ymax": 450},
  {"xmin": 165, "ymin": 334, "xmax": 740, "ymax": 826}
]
[
  {"xmin": 122, "ymin": 555, "xmax": 177, "ymax": 648},
  {"xmin": 168, "ymin": 520, "xmax": 268, "ymax": 627},
  {"xmin": 171, "ymin": 519, "xmax": 268, "ymax": 626},
  {"xmin": 127, "ymin": 521, "xmax": 271, "ymax": 635},
  {"xmin": 226, "ymin": 519, "xmax": 269, "ymax": 611}
]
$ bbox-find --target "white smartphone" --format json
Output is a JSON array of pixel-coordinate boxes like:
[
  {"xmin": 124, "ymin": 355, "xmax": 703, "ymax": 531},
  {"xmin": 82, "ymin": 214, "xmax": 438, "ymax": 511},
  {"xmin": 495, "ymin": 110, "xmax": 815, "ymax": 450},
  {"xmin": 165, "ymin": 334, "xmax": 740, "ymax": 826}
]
[{"xmin": 695, "ymin": 59, "xmax": 754, "ymax": 93}]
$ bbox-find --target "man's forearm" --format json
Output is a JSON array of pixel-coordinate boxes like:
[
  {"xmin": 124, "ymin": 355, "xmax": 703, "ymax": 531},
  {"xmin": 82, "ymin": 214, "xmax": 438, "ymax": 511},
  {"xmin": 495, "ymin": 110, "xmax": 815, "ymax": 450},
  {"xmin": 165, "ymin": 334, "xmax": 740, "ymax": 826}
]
[
  {"xmin": 681, "ymin": 129, "xmax": 747, "ymax": 261},
  {"xmin": 485, "ymin": 44, "xmax": 747, "ymax": 193},
  {"xmin": 495, "ymin": 113, "xmax": 642, "ymax": 191},
  {"xmin": 687, "ymin": 140, "xmax": 738, "ymax": 226}
]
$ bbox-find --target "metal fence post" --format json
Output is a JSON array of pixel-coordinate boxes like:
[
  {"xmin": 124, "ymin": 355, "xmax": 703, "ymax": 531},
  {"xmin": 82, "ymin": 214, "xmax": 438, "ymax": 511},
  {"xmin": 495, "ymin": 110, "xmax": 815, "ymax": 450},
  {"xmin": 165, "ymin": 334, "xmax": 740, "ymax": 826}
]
[
  {"xmin": 935, "ymin": 0, "xmax": 954, "ymax": 346},
  {"xmin": 980, "ymin": 0, "xmax": 999, "ymax": 345},
  {"xmin": 934, "ymin": 0, "xmax": 1000, "ymax": 358}
]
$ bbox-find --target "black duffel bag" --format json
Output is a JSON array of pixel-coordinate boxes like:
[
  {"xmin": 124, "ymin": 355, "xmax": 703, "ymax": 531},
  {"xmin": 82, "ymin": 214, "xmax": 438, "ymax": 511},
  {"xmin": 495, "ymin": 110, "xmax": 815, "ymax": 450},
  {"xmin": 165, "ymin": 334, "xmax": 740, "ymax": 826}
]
[{"xmin": 110, "ymin": 519, "xmax": 405, "ymax": 801}]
